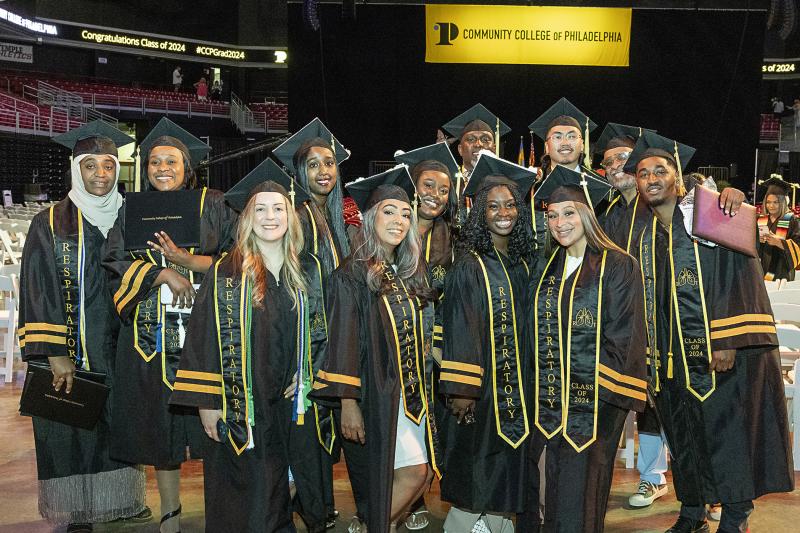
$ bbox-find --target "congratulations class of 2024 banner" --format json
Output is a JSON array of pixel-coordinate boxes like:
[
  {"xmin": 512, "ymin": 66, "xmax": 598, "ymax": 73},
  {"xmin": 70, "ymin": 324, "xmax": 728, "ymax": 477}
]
[{"xmin": 425, "ymin": 4, "xmax": 632, "ymax": 67}]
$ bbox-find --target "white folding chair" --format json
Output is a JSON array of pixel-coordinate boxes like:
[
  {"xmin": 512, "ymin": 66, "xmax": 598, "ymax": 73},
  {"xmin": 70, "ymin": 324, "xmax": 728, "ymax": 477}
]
[
  {"xmin": 0, "ymin": 230, "xmax": 21, "ymax": 265},
  {"xmin": 776, "ymin": 324, "xmax": 800, "ymax": 470},
  {"xmin": 0, "ymin": 274, "xmax": 18, "ymax": 383},
  {"xmin": 769, "ymin": 290, "xmax": 800, "ymax": 306},
  {"xmin": 616, "ymin": 410, "xmax": 636, "ymax": 468},
  {"xmin": 783, "ymin": 279, "xmax": 800, "ymax": 291}
]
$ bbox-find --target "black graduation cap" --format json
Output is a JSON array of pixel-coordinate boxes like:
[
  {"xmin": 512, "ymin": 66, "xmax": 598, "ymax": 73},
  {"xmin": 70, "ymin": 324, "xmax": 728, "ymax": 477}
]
[
  {"xmin": 623, "ymin": 130, "xmax": 696, "ymax": 176},
  {"xmin": 757, "ymin": 175, "xmax": 797, "ymax": 206},
  {"xmin": 224, "ymin": 158, "xmax": 310, "ymax": 212},
  {"xmin": 346, "ymin": 165, "xmax": 416, "ymax": 213},
  {"xmin": 594, "ymin": 123, "xmax": 655, "ymax": 157},
  {"xmin": 52, "ymin": 120, "xmax": 135, "ymax": 158},
  {"xmin": 463, "ymin": 152, "xmax": 537, "ymax": 198},
  {"xmin": 272, "ymin": 117, "xmax": 350, "ymax": 175},
  {"xmin": 533, "ymin": 165, "xmax": 613, "ymax": 209},
  {"xmin": 140, "ymin": 117, "xmax": 211, "ymax": 166},
  {"xmin": 528, "ymin": 98, "xmax": 598, "ymax": 141},
  {"xmin": 395, "ymin": 142, "xmax": 460, "ymax": 180},
  {"xmin": 442, "ymin": 103, "xmax": 511, "ymax": 140}
]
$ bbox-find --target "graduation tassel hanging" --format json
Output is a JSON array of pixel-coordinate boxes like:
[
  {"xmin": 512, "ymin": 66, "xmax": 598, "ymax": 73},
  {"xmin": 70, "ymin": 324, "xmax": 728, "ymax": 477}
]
[
  {"xmin": 289, "ymin": 179, "xmax": 296, "ymax": 208},
  {"xmin": 583, "ymin": 117, "xmax": 591, "ymax": 169},
  {"xmin": 134, "ymin": 146, "xmax": 142, "ymax": 192},
  {"xmin": 673, "ymin": 141, "xmax": 683, "ymax": 182},
  {"xmin": 495, "ymin": 117, "xmax": 501, "ymax": 157}
]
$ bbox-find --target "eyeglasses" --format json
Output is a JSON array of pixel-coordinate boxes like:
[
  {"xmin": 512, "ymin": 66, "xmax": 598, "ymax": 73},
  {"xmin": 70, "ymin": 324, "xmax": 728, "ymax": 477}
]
[
  {"xmin": 600, "ymin": 151, "xmax": 631, "ymax": 169},
  {"xmin": 463, "ymin": 134, "xmax": 494, "ymax": 145},
  {"xmin": 637, "ymin": 167, "xmax": 671, "ymax": 180},
  {"xmin": 307, "ymin": 159, "xmax": 336, "ymax": 170},
  {"xmin": 547, "ymin": 132, "xmax": 581, "ymax": 143}
]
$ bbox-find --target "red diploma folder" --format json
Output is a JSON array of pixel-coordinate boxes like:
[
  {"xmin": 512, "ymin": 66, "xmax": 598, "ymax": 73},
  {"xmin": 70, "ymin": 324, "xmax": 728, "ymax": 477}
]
[{"xmin": 691, "ymin": 185, "xmax": 758, "ymax": 258}]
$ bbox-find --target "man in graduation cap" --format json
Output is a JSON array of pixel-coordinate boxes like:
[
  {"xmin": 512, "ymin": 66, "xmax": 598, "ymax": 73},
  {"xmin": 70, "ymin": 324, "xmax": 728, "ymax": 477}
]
[
  {"xmin": 103, "ymin": 116, "xmax": 237, "ymax": 533},
  {"xmin": 757, "ymin": 176, "xmax": 800, "ymax": 281},
  {"xmin": 631, "ymin": 134, "xmax": 794, "ymax": 533},
  {"xmin": 442, "ymin": 104, "xmax": 511, "ymax": 224},
  {"xmin": 438, "ymin": 152, "xmax": 536, "ymax": 533},
  {"xmin": 273, "ymin": 117, "xmax": 352, "ymax": 279},
  {"xmin": 171, "ymin": 159, "xmax": 331, "ymax": 532},
  {"xmin": 19, "ymin": 121, "xmax": 149, "ymax": 529},
  {"xmin": 529, "ymin": 98, "xmax": 597, "ymax": 178},
  {"xmin": 311, "ymin": 166, "xmax": 438, "ymax": 533}
]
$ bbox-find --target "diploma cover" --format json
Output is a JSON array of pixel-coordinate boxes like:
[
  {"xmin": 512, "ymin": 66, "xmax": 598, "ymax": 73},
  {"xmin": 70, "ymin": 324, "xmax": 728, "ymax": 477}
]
[
  {"xmin": 692, "ymin": 185, "xmax": 758, "ymax": 258},
  {"xmin": 19, "ymin": 363, "xmax": 109, "ymax": 430},
  {"xmin": 124, "ymin": 190, "xmax": 203, "ymax": 250}
]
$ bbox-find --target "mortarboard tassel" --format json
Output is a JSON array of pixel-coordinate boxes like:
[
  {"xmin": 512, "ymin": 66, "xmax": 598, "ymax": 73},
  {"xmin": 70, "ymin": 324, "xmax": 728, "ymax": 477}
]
[
  {"xmin": 673, "ymin": 141, "xmax": 683, "ymax": 182},
  {"xmin": 579, "ymin": 174, "xmax": 592, "ymax": 206},
  {"xmin": 134, "ymin": 146, "xmax": 141, "ymax": 192},
  {"xmin": 495, "ymin": 117, "xmax": 500, "ymax": 157},
  {"xmin": 583, "ymin": 117, "xmax": 591, "ymax": 168},
  {"xmin": 289, "ymin": 178, "xmax": 296, "ymax": 208}
]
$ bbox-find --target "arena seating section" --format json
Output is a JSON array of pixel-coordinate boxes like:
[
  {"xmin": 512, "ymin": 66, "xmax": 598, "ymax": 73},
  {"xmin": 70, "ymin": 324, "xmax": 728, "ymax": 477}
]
[
  {"xmin": 0, "ymin": 136, "xmax": 70, "ymax": 201},
  {"xmin": 0, "ymin": 70, "xmax": 287, "ymax": 131}
]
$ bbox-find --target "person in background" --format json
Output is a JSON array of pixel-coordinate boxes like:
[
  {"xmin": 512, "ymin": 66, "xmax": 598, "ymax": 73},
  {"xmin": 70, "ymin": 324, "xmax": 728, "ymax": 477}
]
[
  {"xmin": 211, "ymin": 80, "xmax": 222, "ymax": 102},
  {"xmin": 172, "ymin": 66, "xmax": 182, "ymax": 92},
  {"xmin": 757, "ymin": 176, "xmax": 800, "ymax": 281},
  {"xmin": 194, "ymin": 77, "xmax": 208, "ymax": 102},
  {"xmin": 19, "ymin": 121, "xmax": 150, "ymax": 532}
]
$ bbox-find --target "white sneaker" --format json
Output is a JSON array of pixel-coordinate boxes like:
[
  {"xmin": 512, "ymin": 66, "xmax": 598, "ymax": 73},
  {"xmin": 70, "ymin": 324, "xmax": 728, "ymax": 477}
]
[{"xmin": 628, "ymin": 480, "xmax": 668, "ymax": 507}]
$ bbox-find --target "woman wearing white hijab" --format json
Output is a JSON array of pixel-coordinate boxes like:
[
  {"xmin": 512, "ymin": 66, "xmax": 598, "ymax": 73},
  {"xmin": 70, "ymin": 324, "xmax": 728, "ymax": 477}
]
[{"xmin": 18, "ymin": 121, "xmax": 150, "ymax": 532}]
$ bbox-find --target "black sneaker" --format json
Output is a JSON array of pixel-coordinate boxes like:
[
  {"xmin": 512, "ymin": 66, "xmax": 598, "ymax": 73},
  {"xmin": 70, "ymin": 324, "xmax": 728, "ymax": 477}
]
[{"xmin": 665, "ymin": 516, "xmax": 710, "ymax": 533}]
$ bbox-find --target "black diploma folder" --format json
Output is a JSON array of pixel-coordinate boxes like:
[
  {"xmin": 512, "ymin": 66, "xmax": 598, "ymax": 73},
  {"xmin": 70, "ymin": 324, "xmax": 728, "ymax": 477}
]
[
  {"xmin": 123, "ymin": 190, "xmax": 202, "ymax": 250},
  {"xmin": 19, "ymin": 363, "xmax": 109, "ymax": 430}
]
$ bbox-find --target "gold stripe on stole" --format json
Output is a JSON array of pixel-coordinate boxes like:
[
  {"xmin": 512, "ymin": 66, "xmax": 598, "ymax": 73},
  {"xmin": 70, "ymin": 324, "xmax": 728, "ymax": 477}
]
[
  {"xmin": 668, "ymin": 225, "xmax": 715, "ymax": 401},
  {"xmin": 76, "ymin": 213, "xmax": 89, "ymax": 369},
  {"xmin": 533, "ymin": 249, "xmax": 566, "ymax": 439},
  {"xmin": 476, "ymin": 250, "xmax": 529, "ymax": 449},
  {"xmin": 176, "ymin": 369, "xmax": 223, "ymax": 382},
  {"xmin": 625, "ymin": 195, "xmax": 640, "ymax": 253}
]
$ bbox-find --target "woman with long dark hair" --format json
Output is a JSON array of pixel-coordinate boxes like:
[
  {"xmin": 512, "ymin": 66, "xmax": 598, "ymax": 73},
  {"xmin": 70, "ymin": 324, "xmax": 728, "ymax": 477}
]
[
  {"xmin": 757, "ymin": 177, "xmax": 800, "ymax": 281},
  {"xmin": 170, "ymin": 167, "xmax": 327, "ymax": 531},
  {"xmin": 438, "ymin": 153, "xmax": 536, "ymax": 532},
  {"xmin": 311, "ymin": 167, "xmax": 438, "ymax": 532},
  {"xmin": 525, "ymin": 166, "xmax": 647, "ymax": 532},
  {"xmin": 103, "ymin": 117, "xmax": 237, "ymax": 532}
]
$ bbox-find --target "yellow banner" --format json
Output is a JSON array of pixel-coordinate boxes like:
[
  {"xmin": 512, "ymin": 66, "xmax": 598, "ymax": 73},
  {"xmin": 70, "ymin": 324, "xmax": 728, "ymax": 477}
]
[{"xmin": 425, "ymin": 4, "xmax": 631, "ymax": 67}]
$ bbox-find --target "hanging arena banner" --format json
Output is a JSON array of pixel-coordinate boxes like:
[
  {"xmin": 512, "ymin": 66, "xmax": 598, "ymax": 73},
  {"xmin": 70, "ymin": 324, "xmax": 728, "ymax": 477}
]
[{"xmin": 425, "ymin": 4, "xmax": 632, "ymax": 67}]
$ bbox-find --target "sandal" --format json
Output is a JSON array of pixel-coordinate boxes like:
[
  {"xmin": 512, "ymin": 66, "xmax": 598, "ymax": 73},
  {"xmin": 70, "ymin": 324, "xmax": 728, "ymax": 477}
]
[
  {"xmin": 405, "ymin": 510, "xmax": 430, "ymax": 530},
  {"xmin": 160, "ymin": 504, "xmax": 182, "ymax": 533}
]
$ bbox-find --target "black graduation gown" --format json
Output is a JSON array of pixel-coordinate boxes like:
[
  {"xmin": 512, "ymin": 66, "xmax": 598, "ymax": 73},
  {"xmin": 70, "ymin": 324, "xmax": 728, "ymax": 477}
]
[
  {"xmin": 598, "ymin": 191, "xmax": 651, "ymax": 253},
  {"xmin": 103, "ymin": 188, "xmax": 237, "ymax": 466},
  {"xmin": 526, "ymin": 247, "xmax": 647, "ymax": 533},
  {"xmin": 639, "ymin": 205, "xmax": 794, "ymax": 506},
  {"xmin": 170, "ymin": 254, "xmax": 312, "ymax": 533},
  {"xmin": 438, "ymin": 250, "xmax": 530, "ymax": 514},
  {"xmin": 19, "ymin": 198, "xmax": 146, "ymax": 524},
  {"xmin": 757, "ymin": 213, "xmax": 800, "ymax": 281},
  {"xmin": 310, "ymin": 258, "xmax": 433, "ymax": 533},
  {"xmin": 297, "ymin": 201, "xmax": 347, "ymax": 278}
]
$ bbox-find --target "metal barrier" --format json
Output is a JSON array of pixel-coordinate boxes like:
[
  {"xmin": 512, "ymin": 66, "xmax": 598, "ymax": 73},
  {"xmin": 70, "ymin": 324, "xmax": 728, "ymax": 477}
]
[
  {"xmin": 229, "ymin": 92, "xmax": 286, "ymax": 134},
  {"xmin": 696, "ymin": 166, "xmax": 729, "ymax": 183}
]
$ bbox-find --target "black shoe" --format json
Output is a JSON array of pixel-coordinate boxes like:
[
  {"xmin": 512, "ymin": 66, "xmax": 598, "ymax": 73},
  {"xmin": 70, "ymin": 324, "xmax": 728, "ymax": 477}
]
[
  {"xmin": 326, "ymin": 511, "xmax": 338, "ymax": 530},
  {"xmin": 665, "ymin": 516, "xmax": 710, "ymax": 533},
  {"xmin": 160, "ymin": 504, "xmax": 181, "ymax": 533},
  {"xmin": 66, "ymin": 524, "xmax": 92, "ymax": 533}
]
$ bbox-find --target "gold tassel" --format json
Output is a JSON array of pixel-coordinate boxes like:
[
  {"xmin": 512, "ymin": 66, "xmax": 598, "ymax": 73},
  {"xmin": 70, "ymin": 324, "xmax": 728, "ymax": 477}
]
[
  {"xmin": 289, "ymin": 179, "xmax": 296, "ymax": 208},
  {"xmin": 667, "ymin": 352, "xmax": 674, "ymax": 379},
  {"xmin": 495, "ymin": 117, "xmax": 500, "ymax": 156},
  {"xmin": 297, "ymin": 414, "xmax": 304, "ymax": 425},
  {"xmin": 134, "ymin": 146, "xmax": 141, "ymax": 192},
  {"xmin": 583, "ymin": 117, "xmax": 591, "ymax": 168},
  {"xmin": 673, "ymin": 141, "xmax": 683, "ymax": 182}
]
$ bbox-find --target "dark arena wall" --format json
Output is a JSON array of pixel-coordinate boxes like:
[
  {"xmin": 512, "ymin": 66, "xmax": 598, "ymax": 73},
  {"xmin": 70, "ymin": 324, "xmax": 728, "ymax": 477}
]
[{"xmin": 288, "ymin": 3, "xmax": 767, "ymax": 187}]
